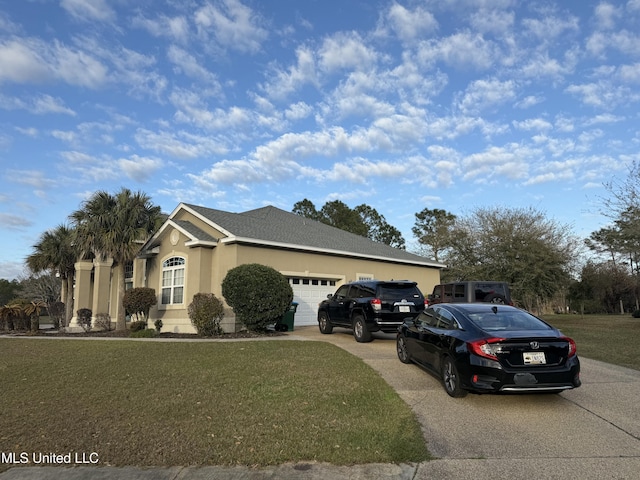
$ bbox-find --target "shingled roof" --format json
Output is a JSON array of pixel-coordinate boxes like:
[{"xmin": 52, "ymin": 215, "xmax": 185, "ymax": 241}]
[{"xmin": 175, "ymin": 203, "xmax": 443, "ymax": 268}]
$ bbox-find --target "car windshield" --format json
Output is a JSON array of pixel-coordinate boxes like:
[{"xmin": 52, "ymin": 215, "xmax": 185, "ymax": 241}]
[{"xmin": 467, "ymin": 309, "xmax": 551, "ymax": 332}]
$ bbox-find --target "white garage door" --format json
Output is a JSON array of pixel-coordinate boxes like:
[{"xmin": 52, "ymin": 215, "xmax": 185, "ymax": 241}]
[{"xmin": 288, "ymin": 278, "xmax": 337, "ymax": 326}]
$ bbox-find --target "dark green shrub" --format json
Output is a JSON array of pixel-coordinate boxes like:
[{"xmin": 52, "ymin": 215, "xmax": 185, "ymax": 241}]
[
  {"xmin": 188, "ymin": 293, "xmax": 224, "ymax": 336},
  {"xmin": 130, "ymin": 328, "xmax": 157, "ymax": 338},
  {"xmin": 77, "ymin": 308, "xmax": 92, "ymax": 332},
  {"xmin": 154, "ymin": 319, "xmax": 163, "ymax": 332},
  {"xmin": 632, "ymin": 310, "xmax": 640, "ymax": 318},
  {"xmin": 95, "ymin": 313, "xmax": 112, "ymax": 331},
  {"xmin": 130, "ymin": 320, "xmax": 147, "ymax": 332},
  {"xmin": 48, "ymin": 301, "xmax": 65, "ymax": 329},
  {"xmin": 222, "ymin": 263, "xmax": 293, "ymax": 332},
  {"xmin": 123, "ymin": 287, "xmax": 156, "ymax": 326}
]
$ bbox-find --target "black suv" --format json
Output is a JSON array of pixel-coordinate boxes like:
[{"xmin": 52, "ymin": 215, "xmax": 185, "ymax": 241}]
[
  {"xmin": 427, "ymin": 281, "xmax": 512, "ymax": 305},
  {"xmin": 317, "ymin": 280, "xmax": 426, "ymax": 342}
]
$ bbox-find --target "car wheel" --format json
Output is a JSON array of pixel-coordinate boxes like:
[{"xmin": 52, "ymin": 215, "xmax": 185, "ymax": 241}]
[
  {"xmin": 318, "ymin": 312, "xmax": 333, "ymax": 334},
  {"xmin": 485, "ymin": 294, "xmax": 506, "ymax": 304},
  {"xmin": 441, "ymin": 356, "xmax": 467, "ymax": 398},
  {"xmin": 352, "ymin": 315, "xmax": 372, "ymax": 343},
  {"xmin": 397, "ymin": 336, "xmax": 412, "ymax": 364}
]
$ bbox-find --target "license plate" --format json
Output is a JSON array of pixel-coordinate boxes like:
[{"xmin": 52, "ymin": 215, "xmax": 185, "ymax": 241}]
[
  {"xmin": 399, "ymin": 306, "xmax": 410, "ymax": 312},
  {"xmin": 523, "ymin": 352, "xmax": 546, "ymax": 365}
]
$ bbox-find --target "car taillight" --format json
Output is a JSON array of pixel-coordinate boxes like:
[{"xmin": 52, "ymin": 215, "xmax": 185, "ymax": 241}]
[
  {"xmin": 467, "ymin": 338, "xmax": 506, "ymax": 361},
  {"xmin": 371, "ymin": 298, "xmax": 382, "ymax": 311},
  {"xmin": 424, "ymin": 299, "xmax": 430, "ymax": 307},
  {"xmin": 563, "ymin": 336, "xmax": 577, "ymax": 357}
]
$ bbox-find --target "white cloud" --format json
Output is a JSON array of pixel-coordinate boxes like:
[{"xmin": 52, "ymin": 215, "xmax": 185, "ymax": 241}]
[
  {"xmin": 618, "ymin": 63, "xmax": 640, "ymax": 83},
  {"xmin": 417, "ymin": 31, "xmax": 496, "ymax": 70},
  {"xmin": 134, "ymin": 128, "xmax": 230, "ymax": 159},
  {"xmin": 262, "ymin": 45, "xmax": 318, "ymax": 99},
  {"xmin": 0, "ymin": 213, "xmax": 31, "ymax": 229},
  {"xmin": 0, "ymin": 39, "xmax": 51, "ymax": 84},
  {"xmin": 60, "ymin": 0, "xmax": 116, "ymax": 23},
  {"xmin": 167, "ymin": 45, "xmax": 221, "ymax": 92},
  {"xmin": 456, "ymin": 78, "xmax": 517, "ymax": 114},
  {"xmin": 118, "ymin": 155, "xmax": 164, "ymax": 182},
  {"xmin": 469, "ymin": 9, "xmax": 514, "ymax": 35},
  {"xmin": 594, "ymin": 2, "xmax": 622, "ymax": 30},
  {"xmin": 318, "ymin": 32, "xmax": 378, "ymax": 74},
  {"xmin": 194, "ymin": 0, "xmax": 268, "ymax": 54},
  {"xmin": 515, "ymin": 95, "xmax": 544, "ymax": 109},
  {"xmin": 385, "ymin": 3, "xmax": 438, "ymax": 42},
  {"xmin": 32, "ymin": 95, "xmax": 76, "ymax": 115},
  {"xmin": 522, "ymin": 13, "xmax": 579, "ymax": 40},
  {"xmin": 462, "ymin": 145, "xmax": 535, "ymax": 183},
  {"xmin": 132, "ymin": 14, "xmax": 190, "ymax": 44},
  {"xmin": 513, "ymin": 118, "xmax": 553, "ymax": 131}
]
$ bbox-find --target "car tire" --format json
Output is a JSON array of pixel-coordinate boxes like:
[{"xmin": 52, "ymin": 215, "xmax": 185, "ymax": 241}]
[
  {"xmin": 397, "ymin": 336, "xmax": 412, "ymax": 364},
  {"xmin": 485, "ymin": 294, "xmax": 506, "ymax": 304},
  {"xmin": 441, "ymin": 356, "xmax": 467, "ymax": 398},
  {"xmin": 352, "ymin": 315, "xmax": 372, "ymax": 343},
  {"xmin": 318, "ymin": 312, "xmax": 333, "ymax": 334}
]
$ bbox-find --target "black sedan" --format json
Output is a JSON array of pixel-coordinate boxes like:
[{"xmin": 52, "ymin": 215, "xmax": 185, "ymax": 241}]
[{"xmin": 396, "ymin": 303, "xmax": 581, "ymax": 397}]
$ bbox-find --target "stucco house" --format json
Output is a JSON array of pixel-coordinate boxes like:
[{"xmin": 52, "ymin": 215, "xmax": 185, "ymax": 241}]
[{"xmin": 70, "ymin": 203, "xmax": 445, "ymax": 333}]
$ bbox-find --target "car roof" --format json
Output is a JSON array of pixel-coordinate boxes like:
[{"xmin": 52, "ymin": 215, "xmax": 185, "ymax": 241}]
[{"xmin": 348, "ymin": 280, "xmax": 417, "ymax": 286}]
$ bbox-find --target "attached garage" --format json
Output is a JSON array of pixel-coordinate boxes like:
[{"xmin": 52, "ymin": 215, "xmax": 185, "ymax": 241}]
[{"xmin": 288, "ymin": 277, "xmax": 337, "ymax": 326}]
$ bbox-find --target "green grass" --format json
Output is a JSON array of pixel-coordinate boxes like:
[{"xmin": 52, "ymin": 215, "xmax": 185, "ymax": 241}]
[
  {"xmin": 0, "ymin": 339, "xmax": 430, "ymax": 469},
  {"xmin": 542, "ymin": 314, "xmax": 640, "ymax": 370}
]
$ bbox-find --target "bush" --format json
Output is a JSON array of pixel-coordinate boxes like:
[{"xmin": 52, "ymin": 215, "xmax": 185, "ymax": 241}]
[
  {"xmin": 632, "ymin": 310, "xmax": 640, "ymax": 318},
  {"xmin": 123, "ymin": 288, "xmax": 156, "ymax": 326},
  {"xmin": 222, "ymin": 263, "xmax": 293, "ymax": 332},
  {"xmin": 130, "ymin": 328, "xmax": 157, "ymax": 338},
  {"xmin": 188, "ymin": 293, "xmax": 224, "ymax": 336},
  {"xmin": 76, "ymin": 308, "xmax": 92, "ymax": 332},
  {"xmin": 48, "ymin": 301, "xmax": 65, "ymax": 329},
  {"xmin": 94, "ymin": 313, "xmax": 112, "ymax": 331},
  {"xmin": 154, "ymin": 319, "xmax": 163, "ymax": 332},
  {"xmin": 130, "ymin": 320, "xmax": 147, "ymax": 332}
]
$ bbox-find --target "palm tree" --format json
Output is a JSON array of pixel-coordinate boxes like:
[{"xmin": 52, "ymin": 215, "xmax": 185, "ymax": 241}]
[
  {"xmin": 24, "ymin": 300, "xmax": 46, "ymax": 332},
  {"xmin": 70, "ymin": 188, "xmax": 162, "ymax": 331},
  {"xmin": 26, "ymin": 224, "xmax": 77, "ymax": 326}
]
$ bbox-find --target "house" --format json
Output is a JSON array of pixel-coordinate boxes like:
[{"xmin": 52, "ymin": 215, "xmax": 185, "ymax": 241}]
[{"xmin": 70, "ymin": 203, "xmax": 445, "ymax": 333}]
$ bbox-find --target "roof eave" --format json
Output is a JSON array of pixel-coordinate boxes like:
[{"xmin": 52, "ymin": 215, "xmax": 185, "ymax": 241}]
[{"xmin": 220, "ymin": 236, "xmax": 446, "ymax": 268}]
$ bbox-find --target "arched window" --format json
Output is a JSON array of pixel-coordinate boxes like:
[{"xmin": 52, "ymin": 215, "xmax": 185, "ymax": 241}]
[{"xmin": 161, "ymin": 257, "xmax": 185, "ymax": 305}]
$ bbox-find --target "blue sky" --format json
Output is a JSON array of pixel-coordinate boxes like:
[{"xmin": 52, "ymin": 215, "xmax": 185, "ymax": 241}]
[{"xmin": 1, "ymin": 0, "xmax": 640, "ymax": 280}]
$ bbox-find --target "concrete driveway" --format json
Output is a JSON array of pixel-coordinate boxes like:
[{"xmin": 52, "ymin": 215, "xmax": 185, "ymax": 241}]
[{"xmin": 293, "ymin": 325, "xmax": 640, "ymax": 479}]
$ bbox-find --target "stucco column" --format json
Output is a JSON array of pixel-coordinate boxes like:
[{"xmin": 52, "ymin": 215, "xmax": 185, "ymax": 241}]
[
  {"xmin": 92, "ymin": 257, "xmax": 113, "ymax": 320},
  {"xmin": 67, "ymin": 260, "xmax": 94, "ymax": 331}
]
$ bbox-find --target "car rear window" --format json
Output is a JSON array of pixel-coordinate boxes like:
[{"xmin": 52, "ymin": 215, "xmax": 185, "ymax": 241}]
[
  {"xmin": 473, "ymin": 283, "xmax": 508, "ymax": 301},
  {"xmin": 468, "ymin": 309, "xmax": 551, "ymax": 332},
  {"xmin": 377, "ymin": 284, "xmax": 422, "ymax": 300}
]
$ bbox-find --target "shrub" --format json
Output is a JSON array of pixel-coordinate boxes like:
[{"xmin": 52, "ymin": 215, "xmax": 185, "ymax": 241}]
[
  {"xmin": 77, "ymin": 308, "xmax": 92, "ymax": 332},
  {"xmin": 123, "ymin": 287, "xmax": 156, "ymax": 327},
  {"xmin": 130, "ymin": 329, "xmax": 157, "ymax": 338},
  {"xmin": 94, "ymin": 313, "xmax": 112, "ymax": 331},
  {"xmin": 130, "ymin": 320, "xmax": 147, "ymax": 332},
  {"xmin": 188, "ymin": 293, "xmax": 224, "ymax": 336},
  {"xmin": 632, "ymin": 310, "xmax": 640, "ymax": 318},
  {"xmin": 222, "ymin": 263, "xmax": 293, "ymax": 332},
  {"xmin": 48, "ymin": 301, "xmax": 65, "ymax": 329},
  {"xmin": 154, "ymin": 319, "xmax": 163, "ymax": 332}
]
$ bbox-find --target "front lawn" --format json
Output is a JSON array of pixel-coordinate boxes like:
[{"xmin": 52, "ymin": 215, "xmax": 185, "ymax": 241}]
[
  {"xmin": 543, "ymin": 314, "xmax": 640, "ymax": 370},
  {"xmin": 0, "ymin": 339, "xmax": 430, "ymax": 470}
]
